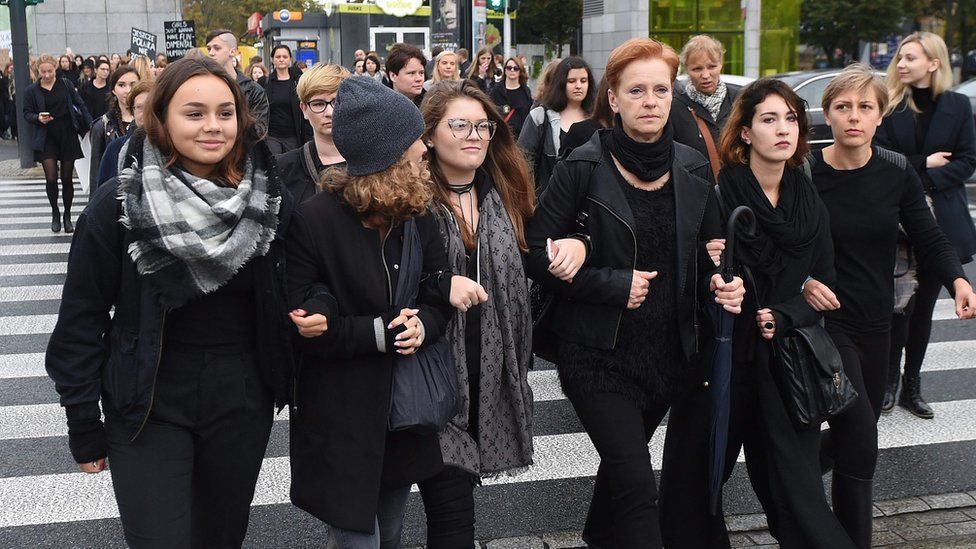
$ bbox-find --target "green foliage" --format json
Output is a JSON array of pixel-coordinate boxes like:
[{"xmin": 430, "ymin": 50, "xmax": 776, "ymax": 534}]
[
  {"xmin": 515, "ymin": 0, "xmax": 582, "ymax": 57},
  {"xmin": 800, "ymin": 0, "xmax": 904, "ymax": 66},
  {"xmin": 181, "ymin": 0, "xmax": 320, "ymax": 46}
]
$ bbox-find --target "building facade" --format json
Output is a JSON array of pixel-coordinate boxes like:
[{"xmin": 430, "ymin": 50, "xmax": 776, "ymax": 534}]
[{"xmin": 32, "ymin": 0, "xmax": 182, "ymax": 57}]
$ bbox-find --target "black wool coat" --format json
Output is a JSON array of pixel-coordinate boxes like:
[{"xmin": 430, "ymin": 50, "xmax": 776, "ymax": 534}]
[
  {"xmin": 669, "ymin": 84, "xmax": 737, "ymax": 163},
  {"xmin": 525, "ymin": 130, "xmax": 722, "ymax": 363},
  {"xmin": 286, "ymin": 190, "xmax": 454, "ymax": 533},
  {"xmin": 874, "ymin": 92, "xmax": 976, "ymax": 260},
  {"xmin": 23, "ymin": 78, "xmax": 92, "ymax": 152}
]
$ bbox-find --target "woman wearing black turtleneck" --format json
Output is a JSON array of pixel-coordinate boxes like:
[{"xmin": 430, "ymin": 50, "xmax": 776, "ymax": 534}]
[
  {"xmin": 874, "ymin": 32, "xmax": 976, "ymax": 419},
  {"xmin": 526, "ymin": 39, "xmax": 744, "ymax": 548}
]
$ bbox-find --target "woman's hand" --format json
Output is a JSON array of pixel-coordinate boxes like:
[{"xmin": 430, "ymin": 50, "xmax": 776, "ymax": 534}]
[
  {"xmin": 706, "ymin": 239, "xmax": 725, "ymax": 267},
  {"xmin": 711, "ymin": 274, "xmax": 745, "ymax": 314},
  {"xmin": 926, "ymin": 151, "xmax": 952, "ymax": 169},
  {"xmin": 802, "ymin": 278, "xmax": 841, "ymax": 311},
  {"xmin": 78, "ymin": 459, "xmax": 106, "ymax": 474},
  {"xmin": 479, "ymin": 60, "xmax": 490, "ymax": 78},
  {"xmin": 289, "ymin": 309, "xmax": 329, "ymax": 338},
  {"xmin": 38, "ymin": 114, "xmax": 53, "ymax": 124},
  {"xmin": 450, "ymin": 275, "xmax": 488, "ymax": 312},
  {"xmin": 627, "ymin": 270, "xmax": 658, "ymax": 309},
  {"xmin": 756, "ymin": 308, "xmax": 776, "ymax": 340},
  {"xmin": 548, "ymin": 238, "xmax": 586, "ymax": 282},
  {"xmin": 953, "ymin": 278, "xmax": 976, "ymax": 320},
  {"xmin": 389, "ymin": 308, "xmax": 424, "ymax": 355}
]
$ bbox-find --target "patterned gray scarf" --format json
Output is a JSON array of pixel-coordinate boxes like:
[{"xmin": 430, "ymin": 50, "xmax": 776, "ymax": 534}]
[
  {"xmin": 434, "ymin": 187, "xmax": 534, "ymax": 477},
  {"xmin": 684, "ymin": 79, "xmax": 728, "ymax": 122},
  {"xmin": 118, "ymin": 138, "xmax": 280, "ymax": 309}
]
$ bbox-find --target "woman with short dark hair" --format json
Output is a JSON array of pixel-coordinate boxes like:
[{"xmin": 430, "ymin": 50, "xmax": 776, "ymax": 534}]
[{"xmin": 45, "ymin": 57, "xmax": 295, "ymax": 548}]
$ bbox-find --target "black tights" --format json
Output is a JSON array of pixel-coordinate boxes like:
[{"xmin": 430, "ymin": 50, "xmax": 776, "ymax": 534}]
[
  {"xmin": 42, "ymin": 158, "xmax": 75, "ymax": 218},
  {"xmin": 889, "ymin": 269, "xmax": 942, "ymax": 382}
]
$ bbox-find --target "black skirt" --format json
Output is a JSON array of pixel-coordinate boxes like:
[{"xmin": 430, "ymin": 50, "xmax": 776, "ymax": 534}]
[{"xmin": 35, "ymin": 116, "xmax": 83, "ymax": 162}]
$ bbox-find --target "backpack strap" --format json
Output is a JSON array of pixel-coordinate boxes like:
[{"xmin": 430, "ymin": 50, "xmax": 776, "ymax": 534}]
[
  {"xmin": 300, "ymin": 141, "xmax": 319, "ymax": 183},
  {"xmin": 873, "ymin": 145, "xmax": 908, "ymax": 170}
]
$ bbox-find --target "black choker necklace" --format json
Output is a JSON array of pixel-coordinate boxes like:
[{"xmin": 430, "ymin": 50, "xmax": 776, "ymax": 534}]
[{"xmin": 449, "ymin": 182, "xmax": 475, "ymax": 194}]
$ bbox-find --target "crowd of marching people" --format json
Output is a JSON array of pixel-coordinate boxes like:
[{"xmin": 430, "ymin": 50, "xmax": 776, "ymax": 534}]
[{"xmin": 37, "ymin": 27, "xmax": 976, "ymax": 549}]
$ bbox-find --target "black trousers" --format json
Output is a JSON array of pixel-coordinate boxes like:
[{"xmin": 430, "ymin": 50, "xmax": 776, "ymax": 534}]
[
  {"xmin": 567, "ymin": 390, "xmax": 669, "ymax": 549},
  {"xmin": 417, "ymin": 465, "xmax": 478, "ymax": 548},
  {"xmin": 890, "ymin": 268, "xmax": 943, "ymax": 381},
  {"xmin": 105, "ymin": 346, "xmax": 274, "ymax": 549}
]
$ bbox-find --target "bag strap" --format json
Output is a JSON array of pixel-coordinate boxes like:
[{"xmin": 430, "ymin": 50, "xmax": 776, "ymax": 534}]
[
  {"xmin": 535, "ymin": 108, "xmax": 549, "ymax": 160},
  {"xmin": 392, "ymin": 219, "xmax": 422, "ymax": 309},
  {"xmin": 689, "ymin": 107, "xmax": 721, "ymax": 182},
  {"xmin": 300, "ymin": 141, "xmax": 318, "ymax": 183}
]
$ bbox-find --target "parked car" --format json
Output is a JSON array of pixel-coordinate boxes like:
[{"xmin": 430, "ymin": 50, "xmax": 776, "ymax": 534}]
[{"xmin": 675, "ymin": 73, "xmax": 755, "ymax": 94}]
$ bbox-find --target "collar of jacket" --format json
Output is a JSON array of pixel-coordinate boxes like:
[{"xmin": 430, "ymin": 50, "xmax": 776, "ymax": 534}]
[
  {"xmin": 569, "ymin": 128, "xmax": 712, "ymax": 299},
  {"xmin": 889, "ymin": 92, "xmax": 962, "ymax": 154}
]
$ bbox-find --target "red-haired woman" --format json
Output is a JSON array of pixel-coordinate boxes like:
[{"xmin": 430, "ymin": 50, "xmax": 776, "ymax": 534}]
[
  {"xmin": 526, "ymin": 38, "xmax": 744, "ymax": 547},
  {"xmin": 45, "ymin": 57, "xmax": 295, "ymax": 548}
]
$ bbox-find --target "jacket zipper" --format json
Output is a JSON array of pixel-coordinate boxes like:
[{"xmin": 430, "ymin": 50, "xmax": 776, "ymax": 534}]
[
  {"xmin": 586, "ymin": 196, "xmax": 637, "ymax": 348},
  {"xmin": 381, "ymin": 220, "xmax": 393, "ymax": 305},
  {"xmin": 131, "ymin": 309, "xmax": 165, "ymax": 442}
]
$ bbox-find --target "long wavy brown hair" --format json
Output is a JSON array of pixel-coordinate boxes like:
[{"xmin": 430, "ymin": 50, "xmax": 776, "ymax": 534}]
[
  {"xmin": 322, "ymin": 157, "xmax": 433, "ymax": 228},
  {"xmin": 421, "ymin": 80, "xmax": 535, "ymax": 250}
]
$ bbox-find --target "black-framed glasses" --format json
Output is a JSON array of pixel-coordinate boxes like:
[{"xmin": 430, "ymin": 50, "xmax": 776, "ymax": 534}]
[
  {"xmin": 505, "ymin": 65, "xmax": 520, "ymax": 72},
  {"xmin": 306, "ymin": 98, "xmax": 337, "ymax": 113},
  {"xmin": 446, "ymin": 118, "xmax": 497, "ymax": 140}
]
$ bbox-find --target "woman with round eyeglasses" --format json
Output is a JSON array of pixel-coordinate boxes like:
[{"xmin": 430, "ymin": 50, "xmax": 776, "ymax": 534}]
[
  {"xmin": 489, "ymin": 56, "xmax": 533, "ymax": 138},
  {"xmin": 278, "ymin": 64, "xmax": 350, "ymax": 204},
  {"xmin": 417, "ymin": 79, "xmax": 540, "ymax": 548}
]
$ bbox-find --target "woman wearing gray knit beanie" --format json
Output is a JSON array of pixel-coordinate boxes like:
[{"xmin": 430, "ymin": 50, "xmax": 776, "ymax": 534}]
[{"xmin": 285, "ymin": 76, "xmax": 456, "ymax": 548}]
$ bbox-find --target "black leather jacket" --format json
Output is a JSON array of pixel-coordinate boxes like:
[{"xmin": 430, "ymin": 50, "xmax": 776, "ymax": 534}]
[{"xmin": 526, "ymin": 130, "xmax": 722, "ymax": 361}]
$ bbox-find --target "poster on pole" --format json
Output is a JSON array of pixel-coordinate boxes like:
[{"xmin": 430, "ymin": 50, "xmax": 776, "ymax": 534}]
[
  {"xmin": 164, "ymin": 20, "xmax": 196, "ymax": 62},
  {"xmin": 430, "ymin": 0, "xmax": 460, "ymax": 52},
  {"xmin": 472, "ymin": 0, "xmax": 487, "ymax": 50},
  {"xmin": 130, "ymin": 27, "xmax": 157, "ymax": 59}
]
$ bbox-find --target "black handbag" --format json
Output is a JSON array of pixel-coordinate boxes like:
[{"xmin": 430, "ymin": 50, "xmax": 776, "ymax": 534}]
[
  {"xmin": 745, "ymin": 266, "xmax": 858, "ymax": 428},
  {"xmin": 387, "ymin": 218, "xmax": 460, "ymax": 434}
]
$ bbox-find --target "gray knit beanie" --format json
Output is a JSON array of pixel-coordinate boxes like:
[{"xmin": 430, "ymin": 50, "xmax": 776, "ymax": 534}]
[{"xmin": 332, "ymin": 76, "xmax": 425, "ymax": 176}]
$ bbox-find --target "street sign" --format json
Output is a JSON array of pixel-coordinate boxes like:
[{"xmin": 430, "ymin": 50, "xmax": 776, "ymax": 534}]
[
  {"xmin": 163, "ymin": 20, "xmax": 195, "ymax": 62},
  {"xmin": 129, "ymin": 27, "xmax": 156, "ymax": 58}
]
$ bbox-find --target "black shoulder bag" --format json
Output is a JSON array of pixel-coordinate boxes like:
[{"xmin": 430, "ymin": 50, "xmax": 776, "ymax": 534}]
[{"xmin": 388, "ymin": 219, "xmax": 461, "ymax": 434}]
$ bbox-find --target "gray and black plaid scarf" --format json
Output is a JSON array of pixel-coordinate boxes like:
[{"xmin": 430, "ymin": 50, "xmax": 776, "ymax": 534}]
[
  {"xmin": 433, "ymin": 185, "xmax": 534, "ymax": 477},
  {"xmin": 685, "ymin": 79, "xmax": 728, "ymax": 122},
  {"xmin": 118, "ymin": 138, "xmax": 280, "ymax": 309}
]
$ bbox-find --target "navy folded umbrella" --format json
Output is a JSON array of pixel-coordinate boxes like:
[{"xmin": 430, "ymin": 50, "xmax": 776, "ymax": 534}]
[{"xmin": 708, "ymin": 205, "xmax": 756, "ymax": 515}]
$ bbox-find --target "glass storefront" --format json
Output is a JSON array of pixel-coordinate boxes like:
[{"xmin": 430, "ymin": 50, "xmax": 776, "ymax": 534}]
[{"xmin": 649, "ymin": 0, "xmax": 798, "ymax": 76}]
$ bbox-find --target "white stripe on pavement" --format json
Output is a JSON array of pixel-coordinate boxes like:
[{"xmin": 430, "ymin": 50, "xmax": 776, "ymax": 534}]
[
  {"xmin": 0, "ymin": 354, "xmax": 47, "ymax": 379},
  {"xmin": 0, "ymin": 207, "xmax": 79, "ymax": 215},
  {"xmin": 0, "ymin": 314, "xmax": 57, "ymax": 336},
  {"xmin": 0, "ymin": 263, "xmax": 67, "ymax": 276},
  {"xmin": 0, "ymin": 229, "xmax": 77, "ymax": 239},
  {"xmin": 0, "ymin": 199, "xmax": 88, "ymax": 207},
  {"xmin": 4, "ymin": 398, "xmax": 976, "ymax": 528},
  {"xmin": 0, "ymin": 243, "xmax": 71, "ymax": 256},
  {"xmin": 0, "ymin": 285, "xmax": 62, "ymax": 302}
]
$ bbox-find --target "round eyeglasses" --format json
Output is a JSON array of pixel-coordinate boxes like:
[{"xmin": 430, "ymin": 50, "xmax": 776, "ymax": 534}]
[
  {"xmin": 446, "ymin": 118, "xmax": 497, "ymax": 140},
  {"xmin": 305, "ymin": 98, "xmax": 337, "ymax": 114}
]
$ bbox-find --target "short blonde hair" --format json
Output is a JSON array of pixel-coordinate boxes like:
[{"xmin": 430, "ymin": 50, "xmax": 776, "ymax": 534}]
[
  {"xmin": 296, "ymin": 63, "xmax": 351, "ymax": 103},
  {"xmin": 886, "ymin": 32, "xmax": 953, "ymax": 113},
  {"xmin": 679, "ymin": 35, "xmax": 725, "ymax": 70},
  {"xmin": 822, "ymin": 63, "xmax": 889, "ymax": 113},
  {"xmin": 35, "ymin": 54, "xmax": 57, "ymax": 71}
]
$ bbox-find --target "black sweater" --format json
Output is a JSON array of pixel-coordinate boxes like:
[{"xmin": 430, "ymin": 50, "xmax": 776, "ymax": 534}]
[{"xmin": 811, "ymin": 148, "xmax": 966, "ymax": 332}]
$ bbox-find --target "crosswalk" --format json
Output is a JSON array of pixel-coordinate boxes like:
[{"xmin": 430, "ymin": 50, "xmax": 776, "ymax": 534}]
[{"xmin": 0, "ymin": 178, "xmax": 975, "ymax": 547}]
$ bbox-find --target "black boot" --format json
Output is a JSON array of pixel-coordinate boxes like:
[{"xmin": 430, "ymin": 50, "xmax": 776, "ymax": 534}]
[
  {"xmin": 898, "ymin": 374, "xmax": 934, "ymax": 419},
  {"xmin": 51, "ymin": 208, "xmax": 61, "ymax": 233},
  {"xmin": 881, "ymin": 376, "xmax": 898, "ymax": 414},
  {"xmin": 63, "ymin": 212, "xmax": 73, "ymax": 234},
  {"xmin": 832, "ymin": 472, "xmax": 874, "ymax": 549}
]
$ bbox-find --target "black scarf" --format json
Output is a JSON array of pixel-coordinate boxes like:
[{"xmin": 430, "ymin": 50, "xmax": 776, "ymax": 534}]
[
  {"xmin": 718, "ymin": 163, "xmax": 823, "ymax": 275},
  {"xmin": 607, "ymin": 114, "xmax": 674, "ymax": 182}
]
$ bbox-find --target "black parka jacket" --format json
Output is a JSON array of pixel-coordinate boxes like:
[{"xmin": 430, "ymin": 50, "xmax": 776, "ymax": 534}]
[
  {"xmin": 45, "ymin": 132, "xmax": 296, "ymax": 445},
  {"xmin": 526, "ymin": 130, "xmax": 722, "ymax": 362}
]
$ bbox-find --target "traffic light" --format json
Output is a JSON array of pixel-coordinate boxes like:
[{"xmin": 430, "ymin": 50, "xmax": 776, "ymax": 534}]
[{"xmin": 488, "ymin": 0, "xmax": 504, "ymax": 9}]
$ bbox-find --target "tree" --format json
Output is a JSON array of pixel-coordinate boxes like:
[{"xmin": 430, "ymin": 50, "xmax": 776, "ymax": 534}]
[
  {"xmin": 181, "ymin": 0, "xmax": 320, "ymax": 47},
  {"xmin": 515, "ymin": 0, "xmax": 582, "ymax": 57},
  {"xmin": 800, "ymin": 0, "xmax": 904, "ymax": 66}
]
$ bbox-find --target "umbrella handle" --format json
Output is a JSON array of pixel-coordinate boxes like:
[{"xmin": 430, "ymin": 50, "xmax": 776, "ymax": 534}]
[{"xmin": 721, "ymin": 206, "xmax": 756, "ymax": 279}]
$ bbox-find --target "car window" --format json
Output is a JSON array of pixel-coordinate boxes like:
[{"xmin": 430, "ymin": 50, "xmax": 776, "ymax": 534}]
[
  {"xmin": 794, "ymin": 76, "xmax": 833, "ymax": 110},
  {"xmin": 956, "ymin": 80, "xmax": 976, "ymax": 96}
]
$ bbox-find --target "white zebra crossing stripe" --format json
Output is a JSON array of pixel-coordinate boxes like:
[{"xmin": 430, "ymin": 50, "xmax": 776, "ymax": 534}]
[
  {"xmin": 0, "ymin": 285, "xmax": 62, "ymax": 302},
  {"xmin": 0, "ymin": 263, "xmax": 68, "ymax": 276},
  {"xmin": 0, "ymin": 243, "xmax": 71, "ymax": 256},
  {"xmin": 0, "ymin": 314, "xmax": 57, "ymax": 336},
  {"xmin": 3, "ymin": 399, "xmax": 976, "ymax": 528}
]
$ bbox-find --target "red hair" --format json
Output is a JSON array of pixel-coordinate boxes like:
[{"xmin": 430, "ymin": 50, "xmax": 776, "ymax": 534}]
[{"xmin": 605, "ymin": 38, "xmax": 679, "ymax": 91}]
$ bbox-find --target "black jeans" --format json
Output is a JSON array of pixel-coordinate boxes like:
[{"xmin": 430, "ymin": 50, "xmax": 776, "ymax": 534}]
[
  {"xmin": 889, "ymin": 268, "xmax": 942, "ymax": 380},
  {"xmin": 105, "ymin": 345, "xmax": 274, "ymax": 549},
  {"xmin": 567, "ymin": 390, "xmax": 668, "ymax": 549},
  {"xmin": 417, "ymin": 465, "xmax": 478, "ymax": 548}
]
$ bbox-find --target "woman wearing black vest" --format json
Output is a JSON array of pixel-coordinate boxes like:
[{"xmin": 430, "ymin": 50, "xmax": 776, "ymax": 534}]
[
  {"xmin": 24, "ymin": 54, "xmax": 92, "ymax": 233},
  {"xmin": 874, "ymin": 32, "xmax": 976, "ymax": 418},
  {"xmin": 45, "ymin": 57, "xmax": 295, "ymax": 548},
  {"xmin": 526, "ymin": 39, "xmax": 743, "ymax": 548},
  {"xmin": 264, "ymin": 44, "xmax": 311, "ymax": 154}
]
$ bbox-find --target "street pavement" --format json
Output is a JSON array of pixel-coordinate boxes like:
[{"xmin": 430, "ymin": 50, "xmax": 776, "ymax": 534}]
[{"xmin": 0, "ymin": 178, "xmax": 974, "ymax": 548}]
